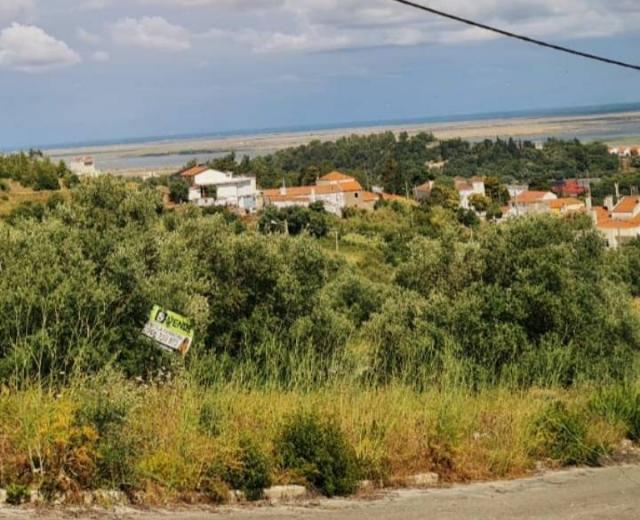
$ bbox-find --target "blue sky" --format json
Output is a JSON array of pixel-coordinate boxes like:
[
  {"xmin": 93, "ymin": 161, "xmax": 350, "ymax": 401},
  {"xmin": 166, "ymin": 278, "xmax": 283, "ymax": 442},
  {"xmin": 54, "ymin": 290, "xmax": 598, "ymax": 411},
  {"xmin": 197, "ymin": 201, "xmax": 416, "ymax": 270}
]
[{"xmin": 1, "ymin": 0, "xmax": 640, "ymax": 149}]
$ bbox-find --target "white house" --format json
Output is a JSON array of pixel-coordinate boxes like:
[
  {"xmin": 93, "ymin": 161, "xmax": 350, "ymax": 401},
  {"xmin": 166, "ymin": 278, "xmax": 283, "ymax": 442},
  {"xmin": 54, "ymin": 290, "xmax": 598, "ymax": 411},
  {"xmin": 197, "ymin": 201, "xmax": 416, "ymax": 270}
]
[
  {"xmin": 181, "ymin": 165, "xmax": 258, "ymax": 212},
  {"xmin": 594, "ymin": 205, "xmax": 640, "ymax": 248},
  {"xmin": 504, "ymin": 190, "xmax": 558, "ymax": 217},
  {"xmin": 454, "ymin": 177, "xmax": 486, "ymax": 210},
  {"xmin": 69, "ymin": 156, "xmax": 100, "ymax": 177}
]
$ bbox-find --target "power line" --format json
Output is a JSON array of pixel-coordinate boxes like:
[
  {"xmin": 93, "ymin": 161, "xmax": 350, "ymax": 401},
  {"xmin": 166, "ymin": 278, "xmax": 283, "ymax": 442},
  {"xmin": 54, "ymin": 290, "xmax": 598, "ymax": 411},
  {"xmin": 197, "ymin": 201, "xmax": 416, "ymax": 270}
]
[{"xmin": 388, "ymin": 0, "xmax": 640, "ymax": 72}]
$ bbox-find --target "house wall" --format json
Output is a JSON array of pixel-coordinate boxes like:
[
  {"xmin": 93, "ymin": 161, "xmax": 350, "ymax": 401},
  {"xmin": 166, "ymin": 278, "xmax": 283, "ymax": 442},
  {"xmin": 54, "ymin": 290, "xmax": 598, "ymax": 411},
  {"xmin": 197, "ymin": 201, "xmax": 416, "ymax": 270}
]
[
  {"xmin": 343, "ymin": 191, "xmax": 372, "ymax": 211},
  {"xmin": 600, "ymin": 226, "xmax": 640, "ymax": 248}
]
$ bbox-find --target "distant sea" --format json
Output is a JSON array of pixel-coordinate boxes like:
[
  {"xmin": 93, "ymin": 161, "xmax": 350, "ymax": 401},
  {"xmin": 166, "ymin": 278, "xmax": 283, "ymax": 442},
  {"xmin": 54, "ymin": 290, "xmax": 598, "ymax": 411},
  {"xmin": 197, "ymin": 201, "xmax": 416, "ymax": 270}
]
[{"xmin": 29, "ymin": 101, "xmax": 640, "ymax": 153}]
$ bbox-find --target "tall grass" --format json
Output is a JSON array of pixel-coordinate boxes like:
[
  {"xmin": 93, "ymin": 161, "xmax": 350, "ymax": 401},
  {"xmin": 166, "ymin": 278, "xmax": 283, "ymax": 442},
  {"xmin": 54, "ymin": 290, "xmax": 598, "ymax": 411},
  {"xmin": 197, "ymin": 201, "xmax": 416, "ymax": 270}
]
[{"xmin": 1, "ymin": 354, "xmax": 638, "ymax": 504}]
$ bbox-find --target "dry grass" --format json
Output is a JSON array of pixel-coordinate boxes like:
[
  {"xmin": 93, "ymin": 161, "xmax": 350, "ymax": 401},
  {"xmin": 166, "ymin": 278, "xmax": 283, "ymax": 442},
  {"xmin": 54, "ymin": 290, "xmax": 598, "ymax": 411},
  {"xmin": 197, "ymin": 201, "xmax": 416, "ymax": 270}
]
[
  {"xmin": 0, "ymin": 181, "xmax": 69, "ymax": 216},
  {"xmin": 0, "ymin": 376, "xmax": 631, "ymax": 502}
]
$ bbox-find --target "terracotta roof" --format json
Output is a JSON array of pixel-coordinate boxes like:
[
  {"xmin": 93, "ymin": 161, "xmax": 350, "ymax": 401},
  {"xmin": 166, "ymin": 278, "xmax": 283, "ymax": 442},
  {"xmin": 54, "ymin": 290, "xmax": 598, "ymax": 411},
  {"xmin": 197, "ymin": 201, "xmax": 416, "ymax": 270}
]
[
  {"xmin": 515, "ymin": 191, "xmax": 554, "ymax": 204},
  {"xmin": 263, "ymin": 180, "xmax": 364, "ymax": 202},
  {"xmin": 613, "ymin": 196, "xmax": 640, "ymax": 214},
  {"xmin": 594, "ymin": 206, "xmax": 640, "ymax": 230},
  {"xmin": 549, "ymin": 198, "xmax": 584, "ymax": 210},
  {"xmin": 319, "ymin": 171, "xmax": 355, "ymax": 182},
  {"xmin": 362, "ymin": 191, "xmax": 380, "ymax": 202},
  {"xmin": 181, "ymin": 165, "xmax": 209, "ymax": 178}
]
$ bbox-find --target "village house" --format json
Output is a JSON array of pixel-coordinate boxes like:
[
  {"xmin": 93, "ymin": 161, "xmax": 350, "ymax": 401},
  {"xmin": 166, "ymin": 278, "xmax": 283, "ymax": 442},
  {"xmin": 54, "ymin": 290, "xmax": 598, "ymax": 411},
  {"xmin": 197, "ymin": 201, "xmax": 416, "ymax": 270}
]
[
  {"xmin": 454, "ymin": 177, "xmax": 486, "ymax": 210},
  {"xmin": 504, "ymin": 190, "xmax": 558, "ymax": 217},
  {"xmin": 610, "ymin": 195, "xmax": 640, "ymax": 220},
  {"xmin": 507, "ymin": 183, "xmax": 528, "ymax": 200},
  {"xmin": 181, "ymin": 165, "xmax": 258, "ymax": 212},
  {"xmin": 69, "ymin": 156, "xmax": 101, "ymax": 177},
  {"xmin": 593, "ymin": 197, "xmax": 640, "ymax": 248},
  {"xmin": 415, "ymin": 177, "xmax": 486, "ymax": 211},
  {"xmin": 610, "ymin": 146, "xmax": 639, "ymax": 158},
  {"xmin": 552, "ymin": 179, "xmax": 588, "ymax": 198},
  {"xmin": 548, "ymin": 197, "xmax": 586, "ymax": 214},
  {"xmin": 262, "ymin": 171, "xmax": 410, "ymax": 216}
]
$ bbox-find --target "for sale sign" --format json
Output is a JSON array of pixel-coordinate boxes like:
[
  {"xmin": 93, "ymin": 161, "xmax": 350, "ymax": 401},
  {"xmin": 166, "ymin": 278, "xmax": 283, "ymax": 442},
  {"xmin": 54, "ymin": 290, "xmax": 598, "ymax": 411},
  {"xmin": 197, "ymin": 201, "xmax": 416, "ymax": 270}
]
[{"xmin": 142, "ymin": 305, "xmax": 194, "ymax": 355}]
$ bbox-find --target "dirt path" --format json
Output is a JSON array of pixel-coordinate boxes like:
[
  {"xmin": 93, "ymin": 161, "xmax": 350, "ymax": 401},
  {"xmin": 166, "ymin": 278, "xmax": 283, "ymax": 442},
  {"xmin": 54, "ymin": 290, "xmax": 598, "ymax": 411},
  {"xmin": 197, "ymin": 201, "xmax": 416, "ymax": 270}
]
[{"xmin": 3, "ymin": 465, "xmax": 640, "ymax": 520}]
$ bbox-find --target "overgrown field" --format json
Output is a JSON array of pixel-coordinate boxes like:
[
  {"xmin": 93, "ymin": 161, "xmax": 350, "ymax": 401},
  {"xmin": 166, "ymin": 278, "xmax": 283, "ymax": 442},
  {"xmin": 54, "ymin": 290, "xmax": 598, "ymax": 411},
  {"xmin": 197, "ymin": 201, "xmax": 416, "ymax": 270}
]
[{"xmin": 1, "ymin": 175, "xmax": 640, "ymax": 504}]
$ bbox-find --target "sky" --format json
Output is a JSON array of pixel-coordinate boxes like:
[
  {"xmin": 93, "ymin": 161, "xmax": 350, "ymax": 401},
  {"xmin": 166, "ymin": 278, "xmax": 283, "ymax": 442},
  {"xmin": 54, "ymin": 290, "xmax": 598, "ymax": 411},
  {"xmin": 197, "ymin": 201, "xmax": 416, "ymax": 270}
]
[{"xmin": 1, "ymin": 0, "xmax": 640, "ymax": 149}]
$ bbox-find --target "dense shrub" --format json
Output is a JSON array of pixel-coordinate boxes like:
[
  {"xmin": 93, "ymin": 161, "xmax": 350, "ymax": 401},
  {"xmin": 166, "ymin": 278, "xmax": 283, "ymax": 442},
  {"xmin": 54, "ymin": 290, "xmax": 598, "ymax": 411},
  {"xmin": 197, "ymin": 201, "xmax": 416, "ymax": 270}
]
[
  {"xmin": 277, "ymin": 413, "xmax": 360, "ymax": 497},
  {"xmin": 258, "ymin": 205, "xmax": 330, "ymax": 238},
  {"xmin": 224, "ymin": 438, "xmax": 272, "ymax": 501}
]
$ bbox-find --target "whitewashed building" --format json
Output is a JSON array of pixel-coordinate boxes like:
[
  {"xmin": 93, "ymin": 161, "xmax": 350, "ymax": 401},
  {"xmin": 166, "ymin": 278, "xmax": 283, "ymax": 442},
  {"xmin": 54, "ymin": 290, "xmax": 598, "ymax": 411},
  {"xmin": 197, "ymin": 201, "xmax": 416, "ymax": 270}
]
[
  {"xmin": 181, "ymin": 165, "xmax": 258, "ymax": 212},
  {"xmin": 69, "ymin": 156, "xmax": 100, "ymax": 177},
  {"xmin": 454, "ymin": 177, "xmax": 486, "ymax": 210}
]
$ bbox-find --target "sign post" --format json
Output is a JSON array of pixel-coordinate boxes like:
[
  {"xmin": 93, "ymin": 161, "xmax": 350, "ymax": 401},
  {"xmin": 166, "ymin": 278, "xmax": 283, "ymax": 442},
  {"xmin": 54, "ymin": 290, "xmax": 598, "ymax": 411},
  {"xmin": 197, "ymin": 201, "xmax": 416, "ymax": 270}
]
[{"xmin": 142, "ymin": 305, "xmax": 194, "ymax": 355}]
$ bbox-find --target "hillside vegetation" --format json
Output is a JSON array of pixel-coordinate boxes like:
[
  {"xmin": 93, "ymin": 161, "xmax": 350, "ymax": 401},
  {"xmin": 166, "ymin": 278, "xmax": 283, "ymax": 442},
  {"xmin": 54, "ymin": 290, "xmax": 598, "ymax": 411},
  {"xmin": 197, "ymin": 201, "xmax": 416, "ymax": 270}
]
[{"xmin": 0, "ymin": 141, "xmax": 640, "ymax": 505}]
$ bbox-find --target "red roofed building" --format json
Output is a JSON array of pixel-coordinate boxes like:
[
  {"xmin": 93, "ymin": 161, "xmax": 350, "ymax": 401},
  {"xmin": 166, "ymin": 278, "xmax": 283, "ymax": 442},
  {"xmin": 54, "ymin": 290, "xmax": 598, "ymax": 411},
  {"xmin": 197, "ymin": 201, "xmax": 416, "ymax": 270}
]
[
  {"xmin": 611, "ymin": 196, "xmax": 640, "ymax": 221},
  {"xmin": 594, "ymin": 201, "xmax": 640, "ymax": 248},
  {"xmin": 262, "ymin": 172, "xmax": 412, "ymax": 215},
  {"xmin": 552, "ymin": 179, "xmax": 588, "ymax": 197}
]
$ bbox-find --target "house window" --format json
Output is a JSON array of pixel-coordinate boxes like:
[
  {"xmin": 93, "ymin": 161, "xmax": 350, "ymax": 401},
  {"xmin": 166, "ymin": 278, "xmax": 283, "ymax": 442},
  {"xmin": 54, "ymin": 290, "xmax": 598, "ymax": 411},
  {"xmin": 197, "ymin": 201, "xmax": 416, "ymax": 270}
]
[{"xmin": 355, "ymin": 193, "xmax": 359, "ymax": 198}]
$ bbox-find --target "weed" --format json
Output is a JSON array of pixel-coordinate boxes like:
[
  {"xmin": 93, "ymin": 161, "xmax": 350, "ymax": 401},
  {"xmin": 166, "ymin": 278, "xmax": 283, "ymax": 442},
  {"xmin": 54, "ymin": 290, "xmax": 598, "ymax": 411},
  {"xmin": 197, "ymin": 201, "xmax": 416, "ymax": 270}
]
[
  {"xmin": 532, "ymin": 400, "xmax": 606, "ymax": 466},
  {"xmin": 589, "ymin": 384, "xmax": 640, "ymax": 441},
  {"xmin": 6, "ymin": 483, "xmax": 29, "ymax": 505}
]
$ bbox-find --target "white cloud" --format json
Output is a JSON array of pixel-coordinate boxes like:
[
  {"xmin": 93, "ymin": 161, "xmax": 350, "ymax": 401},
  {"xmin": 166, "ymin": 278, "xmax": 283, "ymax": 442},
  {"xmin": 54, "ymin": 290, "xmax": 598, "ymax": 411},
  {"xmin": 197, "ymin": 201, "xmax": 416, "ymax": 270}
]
[
  {"xmin": 111, "ymin": 16, "xmax": 191, "ymax": 51},
  {"xmin": 0, "ymin": 0, "xmax": 33, "ymax": 24},
  {"xmin": 92, "ymin": 50, "xmax": 110, "ymax": 62},
  {"xmin": 0, "ymin": 23, "xmax": 81, "ymax": 73},
  {"xmin": 202, "ymin": 0, "xmax": 640, "ymax": 53}
]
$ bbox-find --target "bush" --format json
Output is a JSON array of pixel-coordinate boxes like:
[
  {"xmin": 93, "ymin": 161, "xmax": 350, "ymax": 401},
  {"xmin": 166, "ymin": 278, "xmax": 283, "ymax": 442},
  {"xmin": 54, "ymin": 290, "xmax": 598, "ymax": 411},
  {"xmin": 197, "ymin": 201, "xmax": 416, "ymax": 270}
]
[
  {"xmin": 225, "ymin": 438, "xmax": 272, "ymax": 501},
  {"xmin": 33, "ymin": 169, "xmax": 60, "ymax": 191},
  {"xmin": 277, "ymin": 413, "xmax": 360, "ymax": 497},
  {"xmin": 169, "ymin": 178, "xmax": 189, "ymax": 204},
  {"xmin": 531, "ymin": 401, "xmax": 606, "ymax": 466},
  {"xmin": 47, "ymin": 192, "xmax": 65, "ymax": 210},
  {"xmin": 6, "ymin": 483, "xmax": 30, "ymax": 505},
  {"xmin": 7, "ymin": 201, "xmax": 45, "ymax": 224}
]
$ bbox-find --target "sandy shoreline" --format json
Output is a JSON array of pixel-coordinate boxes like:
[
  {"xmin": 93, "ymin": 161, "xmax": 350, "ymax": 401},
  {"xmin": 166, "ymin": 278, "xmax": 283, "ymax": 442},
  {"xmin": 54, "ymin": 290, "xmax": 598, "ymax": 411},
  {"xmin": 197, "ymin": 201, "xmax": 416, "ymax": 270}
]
[{"xmin": 47, "ymin": 110, "xmax": 640, "ymax": 175}]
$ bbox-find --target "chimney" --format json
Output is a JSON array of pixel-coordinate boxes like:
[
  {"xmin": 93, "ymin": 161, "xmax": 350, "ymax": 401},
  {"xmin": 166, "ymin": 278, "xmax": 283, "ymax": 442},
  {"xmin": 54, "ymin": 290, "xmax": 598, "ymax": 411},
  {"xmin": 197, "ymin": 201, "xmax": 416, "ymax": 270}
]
[
  {"xmin": 310, "ymin": 188, "xmax": 316, "ymax": 203},
  {"xmin": 585, "ymin": 192, "xmax": 592, "ymax": 211},
  {"xmin": 280, "ymin": 179, "xmax": 287, "ymax": 196},
  {"xmin": 615, "ymin": 182, "xmax": 621, "ymax": 203},
  {"xmin": 604, "ymin": 195, "xmax": 614, "ymax": 211}
]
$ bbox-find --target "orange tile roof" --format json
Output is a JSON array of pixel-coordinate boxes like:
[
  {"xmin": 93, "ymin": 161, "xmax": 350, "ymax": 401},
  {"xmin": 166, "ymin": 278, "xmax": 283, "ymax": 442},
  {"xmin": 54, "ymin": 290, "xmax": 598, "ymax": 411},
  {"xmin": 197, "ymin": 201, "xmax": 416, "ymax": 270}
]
[
  {"xmin": 319, "ymin": 171, "xmax": 355, "ymax": 182},
  {"xmin": 515, "ymin": 191, "xmax": 553, "ymax": 204},
  {"xmin": 613, "ymin": 196, "xmax": 640, "ymax": 214},
  {"xmin": 362, "ymin": 191, "xmax": 380, "ymax": 202},
  {"xmin": 549, "ymin": 198, "xmax": 584, "ymax": 210},
  {"xmin": 181, "ymin": 165, "xmax": 209, "ymax": 178},
  {"xmin": 594, "ymin": 206, "xmax": 640, "ymax": 230},
  {"xmin": 263, "ymin": 180, "xmax": 364, "ymax": 202}
]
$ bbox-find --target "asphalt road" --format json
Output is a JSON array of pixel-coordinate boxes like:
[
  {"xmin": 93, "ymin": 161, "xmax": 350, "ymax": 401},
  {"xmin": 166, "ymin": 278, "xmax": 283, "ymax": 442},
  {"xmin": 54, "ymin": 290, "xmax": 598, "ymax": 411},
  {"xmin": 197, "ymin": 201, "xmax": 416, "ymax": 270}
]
[{"xmin": 2, "ymin": 465, "xmax": 640, "ymax": 520}]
